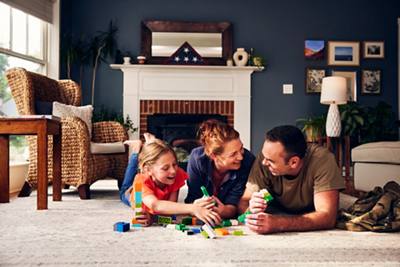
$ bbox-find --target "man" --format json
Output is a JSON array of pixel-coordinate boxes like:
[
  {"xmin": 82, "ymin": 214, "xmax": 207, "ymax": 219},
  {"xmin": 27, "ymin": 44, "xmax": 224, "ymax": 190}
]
[{"xmin": 238, "ymin": 125, "xmax": 344, "ymax": 234}]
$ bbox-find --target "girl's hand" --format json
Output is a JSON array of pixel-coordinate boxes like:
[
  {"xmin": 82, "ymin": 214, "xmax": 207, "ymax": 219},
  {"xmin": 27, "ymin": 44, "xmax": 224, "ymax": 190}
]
[
  {"xmin": 193, "ymin": 197, "xmax": 215, "ymax": 210},
  {"xmin": 249, "ymin": 191, "xmax": 268, "ymax": 214},
  {"xmin": 135, "ymin": 211, "xmax": 152, "ymax": 227},
  {"xmin": 192, "ymin": 203, "xmax": 222, "ymax": 226}
]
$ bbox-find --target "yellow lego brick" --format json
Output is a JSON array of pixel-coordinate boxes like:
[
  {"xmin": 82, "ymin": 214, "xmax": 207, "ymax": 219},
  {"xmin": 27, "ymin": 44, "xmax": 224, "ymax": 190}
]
[{"xmin": 215, "ymin": 228, "xmax": 229, "ymax": 236}]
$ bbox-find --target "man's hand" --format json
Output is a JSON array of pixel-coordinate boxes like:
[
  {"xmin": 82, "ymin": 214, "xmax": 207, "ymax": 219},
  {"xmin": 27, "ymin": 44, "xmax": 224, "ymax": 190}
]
[
  {"xmin": 249, "ymin": 191, "xmax": 267, "ymax": 214},
  {"xmin": 245, "ymin": 212, "xmax": 275, "ymax": 234}
]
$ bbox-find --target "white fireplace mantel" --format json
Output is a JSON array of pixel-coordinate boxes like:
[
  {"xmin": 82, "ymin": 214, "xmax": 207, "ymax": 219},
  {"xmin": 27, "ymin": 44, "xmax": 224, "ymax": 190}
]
[{"xmin": 110, "ymin": 64, "xmax": 262, "ymax": 149}]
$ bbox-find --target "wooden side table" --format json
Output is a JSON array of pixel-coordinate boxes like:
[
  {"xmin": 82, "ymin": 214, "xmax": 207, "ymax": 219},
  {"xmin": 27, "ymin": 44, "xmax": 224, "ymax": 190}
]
[{"xmin": 0, "ymin": 115, "xmax": 61, "ymax": 210}]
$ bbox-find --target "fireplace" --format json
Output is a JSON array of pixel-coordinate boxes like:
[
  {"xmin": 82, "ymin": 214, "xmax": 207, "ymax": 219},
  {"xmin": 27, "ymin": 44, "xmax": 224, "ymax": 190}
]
[
  {"xmin": 111, "ymin": 64, "xmax": 260, "ymax": 149},
  {"xmin": 147, "ymin": 113, "xmax": 227, "ymax": 151}
]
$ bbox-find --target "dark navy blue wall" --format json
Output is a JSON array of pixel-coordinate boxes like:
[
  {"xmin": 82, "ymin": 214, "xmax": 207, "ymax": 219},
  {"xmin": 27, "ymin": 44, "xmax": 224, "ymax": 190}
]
[{"xmin": 60, "ymin": 0, "xmax": 400, "ymax": 152}]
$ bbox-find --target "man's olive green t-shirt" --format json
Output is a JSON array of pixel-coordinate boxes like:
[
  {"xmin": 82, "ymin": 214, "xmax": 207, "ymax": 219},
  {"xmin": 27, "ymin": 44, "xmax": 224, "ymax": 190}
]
[{"xmin": 248, "ymin": 144, "xmax": 344, "ymax": 213}]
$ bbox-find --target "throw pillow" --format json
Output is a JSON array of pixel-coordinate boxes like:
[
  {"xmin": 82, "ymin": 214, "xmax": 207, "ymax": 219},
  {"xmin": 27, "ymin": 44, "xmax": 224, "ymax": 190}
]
[
  {"xmin": 35, "ymin": 101, "xmax": 53, "ymax": 115},
  {"xmin": 52, "ymin": 102, "xmax": 94, "ymax": 137}
]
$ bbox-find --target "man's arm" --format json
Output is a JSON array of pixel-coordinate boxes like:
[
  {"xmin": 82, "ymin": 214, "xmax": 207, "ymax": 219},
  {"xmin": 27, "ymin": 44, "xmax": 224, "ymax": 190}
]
[
  {"xmin": 246, "ymin": 189, "xmax": 339, "ymax": 234},
  {"xmin": 238, "ymin": 185, "xmax": 257, "ymax": 214}
]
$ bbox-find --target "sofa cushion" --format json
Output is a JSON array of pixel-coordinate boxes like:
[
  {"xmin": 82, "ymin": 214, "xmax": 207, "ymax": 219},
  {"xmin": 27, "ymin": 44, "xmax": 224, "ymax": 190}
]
[
  {"xmin": 52, "ymin": 102, "xmax": 93, "ymax": 137},
  {"xmin": 90, "ymin": 142, "xmax": 125, "ymax": 154},
  {"xmin": 352, "ymin": 141, "xmax": 400, "ymax": 164}
]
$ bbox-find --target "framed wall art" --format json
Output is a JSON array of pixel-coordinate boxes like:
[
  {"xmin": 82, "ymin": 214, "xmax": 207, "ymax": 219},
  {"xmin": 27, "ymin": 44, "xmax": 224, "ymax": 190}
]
[
  {"xmin": 361, "ymin": 69, "xmax": 381, "ymax": 95},
  {"xmin": 331, "ymin": 70, "xmax": 357, "ymax": 101},
  {"xmin": 327, "ymin": 41, "xmax": 360, "ymax": 66},
  {"xmin": 305, "ymin": 68, "xmax": 326, "ymax": 93},
  {"xmin": 304, "ymin": 40, "xmax": 325, "ymax": 60},
  {"xmin": 363, "ymin": 41, "xmax": 384, "ymax": 59}
]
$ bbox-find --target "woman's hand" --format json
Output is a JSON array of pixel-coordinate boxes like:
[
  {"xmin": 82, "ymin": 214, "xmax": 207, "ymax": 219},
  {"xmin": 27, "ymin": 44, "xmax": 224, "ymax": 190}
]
[
  {"xmin": 135, "ymin": 211, "xmax": 153, "ymax": 227},
  {"xmin": 193, "ymin": 197, "xmax": 216, "ymax": 210},
  {"xmin": 191, "ymin": 203, "xmax": 222, "ymax": 226},
  {"xmin": 211, "ymin": 196, "xmax": 225, "ymax": 215},
  {"xmin": 249, "ymin": 191, "xmax": 268, "ymax": 214}
]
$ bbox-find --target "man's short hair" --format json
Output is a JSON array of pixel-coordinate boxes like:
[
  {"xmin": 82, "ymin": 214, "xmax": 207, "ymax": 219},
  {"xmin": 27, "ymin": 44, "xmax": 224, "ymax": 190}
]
[{"xmin": 265, "ymin": 125, "xmax": 307, "ymax": 162}]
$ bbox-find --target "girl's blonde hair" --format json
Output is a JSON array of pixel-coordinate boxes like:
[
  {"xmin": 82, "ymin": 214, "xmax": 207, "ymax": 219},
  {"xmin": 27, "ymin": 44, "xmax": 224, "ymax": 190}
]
[
  {"xmin": 138, "ymin": 140, "xmax": 177, "ymax": 173},
  {"xmin": 198, "ymin": 119, "xmax": 239, "ymax": 156}
]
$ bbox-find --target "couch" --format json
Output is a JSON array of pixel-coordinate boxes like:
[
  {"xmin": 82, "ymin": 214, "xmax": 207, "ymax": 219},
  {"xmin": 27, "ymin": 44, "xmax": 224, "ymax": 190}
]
[{"xmin": 351, "ymin": 141, "xmax": 400, "ymax": 191}]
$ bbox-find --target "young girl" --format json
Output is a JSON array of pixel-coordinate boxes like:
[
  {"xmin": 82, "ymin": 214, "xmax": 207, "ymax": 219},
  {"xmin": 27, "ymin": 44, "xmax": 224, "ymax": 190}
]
[{"xmin": 120, "ymin": 134, "xmax": 221, "ymax": 226}]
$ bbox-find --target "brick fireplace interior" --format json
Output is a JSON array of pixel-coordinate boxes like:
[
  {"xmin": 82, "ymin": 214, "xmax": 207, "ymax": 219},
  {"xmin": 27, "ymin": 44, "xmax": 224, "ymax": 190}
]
[{"xmin": 140, "ymin": 99, "xmax": 234, "ymax": 152}]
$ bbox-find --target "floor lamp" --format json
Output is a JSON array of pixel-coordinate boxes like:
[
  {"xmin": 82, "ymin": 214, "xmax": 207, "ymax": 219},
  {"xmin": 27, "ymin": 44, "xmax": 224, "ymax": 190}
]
[{"xmin": 320, "ymin": 76, "xmax": 348, "ymax": 137}]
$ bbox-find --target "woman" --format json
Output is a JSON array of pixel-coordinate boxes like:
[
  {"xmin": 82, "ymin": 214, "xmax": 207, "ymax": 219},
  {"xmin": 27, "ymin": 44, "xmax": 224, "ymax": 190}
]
[{"xmin": 185, "ymin": 119, "xmax": 255, "ymax": 219}]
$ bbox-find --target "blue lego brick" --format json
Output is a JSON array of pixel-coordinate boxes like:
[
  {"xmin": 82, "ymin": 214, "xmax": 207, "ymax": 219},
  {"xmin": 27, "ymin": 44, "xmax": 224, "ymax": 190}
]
[
  {"xmin": 113, "ymin": 222, "xmax": 130, "ymax": 232},
  {"xmin": 135, "ymin": 192, "xmax": 142, "ymax": 203}
]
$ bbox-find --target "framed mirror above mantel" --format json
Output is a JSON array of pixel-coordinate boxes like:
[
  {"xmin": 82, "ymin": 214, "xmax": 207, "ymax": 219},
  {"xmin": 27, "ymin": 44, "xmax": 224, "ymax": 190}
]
[{"xmin": 141, "ymin": 20, "xmax": 233, "ymax": 65}]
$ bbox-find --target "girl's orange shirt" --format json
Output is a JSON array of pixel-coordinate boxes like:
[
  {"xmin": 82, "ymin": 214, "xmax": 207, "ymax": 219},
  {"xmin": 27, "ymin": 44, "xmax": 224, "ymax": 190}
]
[{"xmin": 130, "ymin": 167, "xmax": 188, "ymax": 214}]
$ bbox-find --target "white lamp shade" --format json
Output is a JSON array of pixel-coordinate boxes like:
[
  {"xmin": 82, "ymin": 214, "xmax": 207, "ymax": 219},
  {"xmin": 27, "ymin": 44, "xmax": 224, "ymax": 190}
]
[{"xmin": 320, "ymin": 76, "xmax": 348, "ymax": 105}]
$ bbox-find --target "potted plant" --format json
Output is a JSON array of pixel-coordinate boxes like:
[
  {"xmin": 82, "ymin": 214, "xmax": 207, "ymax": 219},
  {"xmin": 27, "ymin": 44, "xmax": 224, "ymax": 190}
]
[
  {"xmin": 92, "ymin": 105, "xmax": 137, "ymax": 135},
  {"xmin": 360, "ymin": 101, "xmax": 397, "ymax": 143},
  {"xmin": 296, "ymin": 115, "xmax": 326, "ymax": 142},
  {"xmin": 340, "ymin": 101, "xmax": 364, "ymax": 143}
]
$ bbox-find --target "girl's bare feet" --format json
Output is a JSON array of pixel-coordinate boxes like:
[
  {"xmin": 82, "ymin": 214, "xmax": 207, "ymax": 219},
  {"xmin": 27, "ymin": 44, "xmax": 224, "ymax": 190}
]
[{"xmin": 123, "ymin": 140, "xmax": 143, "ymax": 154}]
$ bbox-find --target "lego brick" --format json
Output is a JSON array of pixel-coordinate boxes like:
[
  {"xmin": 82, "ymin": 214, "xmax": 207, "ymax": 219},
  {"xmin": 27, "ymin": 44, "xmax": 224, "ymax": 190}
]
[
  {"xmin": 165, "ymin": 224, "xmax": 176, "ymax": 230},
  {"xmin": 135, "ymin": 203, "xmax": 142, "ymax": 208},
  {"xmin": 260, "ymin": 189, "xmax": 274, "ymax": 203},
  {"xmin": 201, "ymin": 224, "xmax": 216, "ymax": 239},
  {"xmin": 175, "ymin": 224, "xmax": 186, "ymax": 231},
  {"xmin": 237, "ymin": 210, "xmax": 251, "ymax": 224},
  {"xmin": 191, "ymin": 228, "xmax": 201, "ymax": 234},
  {"xmin": 215, "ymin": 228, "xmax": 229, "ymax": 236},
  {"xmin": 131, "ymin": 224, "xmax": 142, "ymax": 228},
  {"xmin": 186, "ymin": 230, "xmax": 194, "ymax": 235},
  {"xmin": 233, "ymin": 230, "xmax": 244, "ymax": 236},
  {"xmin": 113, "ymin": 222, "xmax": 130, "ymax": 232},
  {"xmin": 230, "ymin": 219, "xmax": 239, "ymax": 226},
  {"xmin": 222, "ymin": 220, "xmax": 232, "ymax": 227},
  {"xmin": 134, "ymin": 192, "xmax": 142, "ymax": 203},
  {"xmin": 200, "ymin": 186, "xmax": 210, "ymax": 197},
  {"xmin": 181, "ymin": 217, "xmax": 193, "ymax": 225},
  {"xmin": 158, "ymin": 216, "xmax": 173, "ymax": 225},
  {"xmin": 134, "ymin": 182, "xmax": 142, "ymax": 192},
  {"xmin": 201, "ymin": 230, "xmax": 209, "ymax": 239}
]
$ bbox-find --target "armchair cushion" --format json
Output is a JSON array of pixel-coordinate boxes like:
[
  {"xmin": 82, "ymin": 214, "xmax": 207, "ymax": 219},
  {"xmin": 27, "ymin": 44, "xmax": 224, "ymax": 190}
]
[
  {"xmin": 90, "ymin": 142, "xmax": 125, "ymax": 154},
  {"xmin": 53, "ymin": 101, "xmax": 94, "ymax": 137}
]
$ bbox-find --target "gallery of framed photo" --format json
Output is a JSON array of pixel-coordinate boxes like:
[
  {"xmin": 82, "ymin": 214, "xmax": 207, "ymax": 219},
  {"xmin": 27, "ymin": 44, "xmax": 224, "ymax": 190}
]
[
  {"xmin": 363, "ymin": 41, "xmax": 384, "ymax": 59},
  {"xmin": 305, "ymin": 40, "xmax": 325, "ymax": 60},
  {"xmin": 361, "ymin": 69, "xmax": 381, "ymax": 95},
  {"xmin": 327, "ymin": 41, "xmax": 360, "ymax": 66},
  {"xmin": 331, "ymin": 70, "xmax": 357, "ymax": 101},
  {"xmin": 305, "ymin": 68, "xmax": 326, "ymax": 93}
]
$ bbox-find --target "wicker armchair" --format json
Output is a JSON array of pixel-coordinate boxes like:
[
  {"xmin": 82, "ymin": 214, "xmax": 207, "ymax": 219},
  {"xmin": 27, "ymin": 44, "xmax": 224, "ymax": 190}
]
[{"xmin": 5, "ymin": 68, "xmax": 128, "ymax": 199}]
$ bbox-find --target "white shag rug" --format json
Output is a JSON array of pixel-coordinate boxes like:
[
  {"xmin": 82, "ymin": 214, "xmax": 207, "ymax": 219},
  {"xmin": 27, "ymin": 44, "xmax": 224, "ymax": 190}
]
[{"xmin": 1, "ymin": 180, "xmax": 400, "ymax": 267}]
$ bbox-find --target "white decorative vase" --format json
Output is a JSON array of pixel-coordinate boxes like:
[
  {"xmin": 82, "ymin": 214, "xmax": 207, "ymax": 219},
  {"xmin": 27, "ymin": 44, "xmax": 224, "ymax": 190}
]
[
  {"xmin": 123, "ymin": 57, "xmax": 131, "ymax": 65},
  {"xmin": 233, "ymin": 48, "xmax": 248, "ymax": 67}
]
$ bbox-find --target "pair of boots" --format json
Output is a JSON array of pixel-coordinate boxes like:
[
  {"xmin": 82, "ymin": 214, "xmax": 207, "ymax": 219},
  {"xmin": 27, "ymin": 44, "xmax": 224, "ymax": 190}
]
[{"xmin": 337, "ymin": 181, "xmax": 400, "ymax": 232}]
